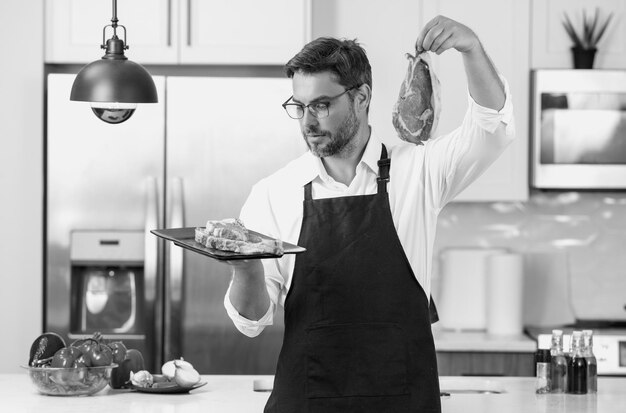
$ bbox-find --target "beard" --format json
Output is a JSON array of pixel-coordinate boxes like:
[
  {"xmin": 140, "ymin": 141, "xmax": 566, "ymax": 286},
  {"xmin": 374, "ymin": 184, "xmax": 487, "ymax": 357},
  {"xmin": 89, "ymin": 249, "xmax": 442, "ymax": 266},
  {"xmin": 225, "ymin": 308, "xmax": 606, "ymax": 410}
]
[{"xmin": 302, "ymin": 106, "xmax": 360, "ymax": 158}]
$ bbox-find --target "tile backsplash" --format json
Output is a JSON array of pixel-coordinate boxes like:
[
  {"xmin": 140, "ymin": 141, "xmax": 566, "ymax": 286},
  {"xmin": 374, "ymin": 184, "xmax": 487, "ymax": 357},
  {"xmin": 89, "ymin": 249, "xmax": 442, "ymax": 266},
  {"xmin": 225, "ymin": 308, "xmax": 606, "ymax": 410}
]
[{"xmin": 432, "ymin": 191, "xmax": 626, "ymax": 324}]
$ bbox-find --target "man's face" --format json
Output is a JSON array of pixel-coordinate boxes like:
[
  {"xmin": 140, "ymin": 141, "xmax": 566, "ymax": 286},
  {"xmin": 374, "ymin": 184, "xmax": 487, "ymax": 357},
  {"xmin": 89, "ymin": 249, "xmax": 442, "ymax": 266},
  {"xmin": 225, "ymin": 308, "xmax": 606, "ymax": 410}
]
[{"xmin": 291, "ymin": 71, "xmax": 360, "ymax": 158}]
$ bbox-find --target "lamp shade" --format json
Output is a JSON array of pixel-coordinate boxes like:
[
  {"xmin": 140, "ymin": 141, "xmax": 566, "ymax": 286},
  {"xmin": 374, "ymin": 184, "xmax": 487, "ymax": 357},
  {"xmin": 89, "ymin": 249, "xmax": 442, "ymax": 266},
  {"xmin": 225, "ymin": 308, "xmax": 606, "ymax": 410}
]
[{"xmin": 70, "ymin": 58, "xmax": 158, "ymax": 104}]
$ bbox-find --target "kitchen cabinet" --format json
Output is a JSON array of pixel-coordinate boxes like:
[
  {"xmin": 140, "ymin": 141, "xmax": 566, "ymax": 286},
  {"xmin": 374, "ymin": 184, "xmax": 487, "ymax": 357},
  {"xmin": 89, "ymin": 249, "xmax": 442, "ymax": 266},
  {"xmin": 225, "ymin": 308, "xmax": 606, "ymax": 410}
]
[
  {"xmin": 45, "ymin": 0, "xmax": 311, "ymax": 64},
  {"xmin": 45, "ymin": 0, "xmax": 177, "ymax": 63},
  {"xmin": 436, "ymin": 351, "xmax": 535, "ymax": 377},
  {"xmin": 531, "ymin": 0, "xmax": 626, "ymax": 69},
  {"xmin": 420, "ymin": 0, "xmax": 530, "ymax": 201}
]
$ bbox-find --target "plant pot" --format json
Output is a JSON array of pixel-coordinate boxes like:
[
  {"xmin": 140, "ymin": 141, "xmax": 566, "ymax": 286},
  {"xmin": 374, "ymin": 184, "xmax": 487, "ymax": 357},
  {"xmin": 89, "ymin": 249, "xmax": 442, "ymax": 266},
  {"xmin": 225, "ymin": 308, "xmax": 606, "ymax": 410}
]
[{"xmin": 571, "ymin": 47, "xmax": 597, "ymax": 69}]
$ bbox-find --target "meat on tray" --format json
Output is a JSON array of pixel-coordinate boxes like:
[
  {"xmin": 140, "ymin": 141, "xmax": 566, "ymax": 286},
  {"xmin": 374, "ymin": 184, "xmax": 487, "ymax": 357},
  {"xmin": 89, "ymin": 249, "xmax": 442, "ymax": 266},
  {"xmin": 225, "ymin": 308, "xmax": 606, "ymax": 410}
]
[
  {"xmin": 392, "ymin": 49, "xmax": 441, "ymax": 144},
  {"xmin": 195, "ymin": 218, "xmax": 284, "ymax": 256}
]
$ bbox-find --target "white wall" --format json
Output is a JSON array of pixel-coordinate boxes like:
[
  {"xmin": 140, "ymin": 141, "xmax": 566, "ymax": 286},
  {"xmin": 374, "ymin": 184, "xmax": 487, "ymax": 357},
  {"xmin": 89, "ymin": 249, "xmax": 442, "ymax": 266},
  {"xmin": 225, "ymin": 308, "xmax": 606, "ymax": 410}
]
[{"xmin": 0, "ymin": 0, "xmax": 44, "ymax": 373}]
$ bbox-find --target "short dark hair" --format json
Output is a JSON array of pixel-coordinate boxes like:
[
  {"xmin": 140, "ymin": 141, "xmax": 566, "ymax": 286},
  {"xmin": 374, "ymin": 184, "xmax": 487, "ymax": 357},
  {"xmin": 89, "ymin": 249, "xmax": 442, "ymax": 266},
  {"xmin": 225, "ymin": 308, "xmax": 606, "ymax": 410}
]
[{"xmin": 285, "ymin": 37, "xmax": 372, "ymax": 92}]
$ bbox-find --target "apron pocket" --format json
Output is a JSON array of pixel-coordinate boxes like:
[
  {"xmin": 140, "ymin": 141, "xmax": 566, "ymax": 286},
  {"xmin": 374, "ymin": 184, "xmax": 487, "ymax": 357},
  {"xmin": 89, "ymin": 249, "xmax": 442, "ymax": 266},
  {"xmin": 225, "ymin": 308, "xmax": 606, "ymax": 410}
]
[{"xmin": 306, "ymin": 323, "xmax": 409, "ymax": 399}]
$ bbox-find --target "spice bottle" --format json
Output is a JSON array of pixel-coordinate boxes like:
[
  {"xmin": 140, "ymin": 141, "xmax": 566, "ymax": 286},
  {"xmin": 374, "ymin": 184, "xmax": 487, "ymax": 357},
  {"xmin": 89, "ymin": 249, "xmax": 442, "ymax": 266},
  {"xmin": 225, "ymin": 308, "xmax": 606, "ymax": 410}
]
[
  {"xmin": 535, "ymin": 335, "xmax": 551, "ymax": 394},
  {"xmin": 550, "ymin": 329, "xmax": 568, "ymax": 393},
  {"xmin": 567, "ymin": 331, "xmax": 588, "ymax": 394},
  {"xmin": 582, "ymin": 329, "xmax": 598, "ymax": 393}
]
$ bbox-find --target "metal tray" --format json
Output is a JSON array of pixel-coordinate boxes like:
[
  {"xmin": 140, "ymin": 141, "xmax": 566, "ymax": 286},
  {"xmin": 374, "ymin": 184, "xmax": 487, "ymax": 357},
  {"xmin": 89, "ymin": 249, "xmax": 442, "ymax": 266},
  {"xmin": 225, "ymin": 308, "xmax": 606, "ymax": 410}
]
[{"xmin": 151, "ymin": 227, "xmax": 305, "ymax": 260}]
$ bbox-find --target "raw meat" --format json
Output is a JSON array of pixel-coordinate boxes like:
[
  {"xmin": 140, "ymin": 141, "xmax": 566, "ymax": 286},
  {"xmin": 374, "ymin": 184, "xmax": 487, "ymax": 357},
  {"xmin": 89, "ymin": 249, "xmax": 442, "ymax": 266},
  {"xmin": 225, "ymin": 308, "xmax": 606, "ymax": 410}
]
[
  {"xmin": 392, "ymin": 50, "xmax": 441, "ymax": 144},
  {"xmin": 195, "ymin": 218, "xmax": 284, "ymax": 256}
]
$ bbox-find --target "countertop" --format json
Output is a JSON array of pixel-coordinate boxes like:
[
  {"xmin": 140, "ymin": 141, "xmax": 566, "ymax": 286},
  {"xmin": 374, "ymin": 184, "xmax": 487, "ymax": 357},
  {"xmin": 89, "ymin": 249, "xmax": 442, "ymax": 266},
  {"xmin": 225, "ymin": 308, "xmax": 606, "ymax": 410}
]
[
  {"xmin": 3, "ymin": 374, "xmax": 626, "ymax": 412},
  {"xmin": 433, "ymin": 328, "xmax": 537, "ymax": 352}
]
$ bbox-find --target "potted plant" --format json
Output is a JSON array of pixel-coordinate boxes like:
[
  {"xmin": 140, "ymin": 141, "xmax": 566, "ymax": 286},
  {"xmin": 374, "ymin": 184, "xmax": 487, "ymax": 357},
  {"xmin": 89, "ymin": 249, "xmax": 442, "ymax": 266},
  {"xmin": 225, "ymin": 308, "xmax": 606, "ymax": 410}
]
[{"xmin": 562, "ymin": 8, "xmax": 613, "ymax": 69}]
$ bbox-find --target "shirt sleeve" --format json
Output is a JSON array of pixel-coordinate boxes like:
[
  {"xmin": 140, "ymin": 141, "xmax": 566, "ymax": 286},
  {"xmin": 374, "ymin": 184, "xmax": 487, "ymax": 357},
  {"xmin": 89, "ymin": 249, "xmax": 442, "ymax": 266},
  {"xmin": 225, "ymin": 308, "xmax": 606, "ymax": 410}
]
[
  {"xmin": 222, "ymin": 179, "xmax": 284, "ymax": 337},
  {"xmin": 423, "ymin": 74, "xmax": 516, "ymax": 209}
]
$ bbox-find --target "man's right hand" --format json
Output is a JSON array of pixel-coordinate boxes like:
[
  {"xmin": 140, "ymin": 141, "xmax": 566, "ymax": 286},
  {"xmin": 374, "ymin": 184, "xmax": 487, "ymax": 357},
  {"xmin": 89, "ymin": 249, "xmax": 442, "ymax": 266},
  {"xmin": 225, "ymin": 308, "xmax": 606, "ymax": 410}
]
[{"xmin": 225, "ymin": 258, "xmax": 271, "ymax": 321}]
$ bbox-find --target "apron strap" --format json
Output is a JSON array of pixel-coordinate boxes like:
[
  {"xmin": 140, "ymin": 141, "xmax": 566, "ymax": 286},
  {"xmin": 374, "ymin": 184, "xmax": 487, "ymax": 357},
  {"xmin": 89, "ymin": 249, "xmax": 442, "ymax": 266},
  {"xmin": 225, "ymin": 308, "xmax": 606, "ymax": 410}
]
[
  {"xmin": 304, "ymin": 181, "xmax": 313, "ymax": 201},
  {"xmin": 377, "ymin": 144, "xmax": 390, "ymax": 194}
]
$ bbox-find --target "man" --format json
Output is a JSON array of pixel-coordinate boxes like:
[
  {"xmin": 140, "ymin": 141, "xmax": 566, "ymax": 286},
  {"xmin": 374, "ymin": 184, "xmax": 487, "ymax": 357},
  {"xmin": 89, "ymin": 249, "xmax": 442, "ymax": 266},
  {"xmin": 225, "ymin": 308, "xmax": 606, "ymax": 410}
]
[{"xmin": 223, "ymin": 15, "xmax": 514, "ymax": 413}]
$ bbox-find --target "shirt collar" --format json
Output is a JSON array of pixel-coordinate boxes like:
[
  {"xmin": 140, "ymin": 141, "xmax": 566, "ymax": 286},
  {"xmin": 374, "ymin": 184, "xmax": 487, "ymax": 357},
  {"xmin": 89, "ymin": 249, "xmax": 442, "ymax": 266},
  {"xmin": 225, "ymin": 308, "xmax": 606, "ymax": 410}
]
[{"xmin": 297, "ymin": 131, "xmax": 383, "ymax": 186}]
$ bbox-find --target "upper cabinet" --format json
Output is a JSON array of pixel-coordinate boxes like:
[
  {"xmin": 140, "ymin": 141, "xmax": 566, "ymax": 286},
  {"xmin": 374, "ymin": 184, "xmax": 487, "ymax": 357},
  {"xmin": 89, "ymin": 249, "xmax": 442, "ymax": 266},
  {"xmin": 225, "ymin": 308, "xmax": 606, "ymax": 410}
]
[
  {"xmin": 421, "ymin": 0, "xmax": 530, "ymax": 201},
  {"xmin": 45, "ymin": 0, "xmax": 311, "ymax": 64},
  {"xmin": 179, "ymin": 0, "xmax": 311, "ymax": 64},
  {"xmin": 531, "ymin": 0, "xmax": 626, "ymax": 69}
]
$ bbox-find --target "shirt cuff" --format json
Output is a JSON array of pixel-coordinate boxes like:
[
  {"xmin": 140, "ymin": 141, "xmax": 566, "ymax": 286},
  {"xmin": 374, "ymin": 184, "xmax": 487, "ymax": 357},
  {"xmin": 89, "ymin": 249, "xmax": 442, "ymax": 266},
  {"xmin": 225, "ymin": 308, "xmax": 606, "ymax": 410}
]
[
  {"xmin": 223, "ymin": 285, "xmax": 275, "ymax": 338},
  {"xmin": 468, "ymin": 74, "xmax": 514, "ymax": 135}
]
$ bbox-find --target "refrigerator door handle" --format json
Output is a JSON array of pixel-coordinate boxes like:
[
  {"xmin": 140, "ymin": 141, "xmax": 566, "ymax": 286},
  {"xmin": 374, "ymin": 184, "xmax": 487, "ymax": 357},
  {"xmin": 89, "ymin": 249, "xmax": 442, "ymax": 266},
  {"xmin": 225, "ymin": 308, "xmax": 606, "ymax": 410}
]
[
  {"xmin": 165, "ymin": 177, "xmax": 184, "ymax": 358},
  {"xmin": 145, "ymin": 177, "xmax": 159, "ymax": 304},
  {"xmin": 145, "ymin": 176, "xmax": 163, "ymax": 369}
]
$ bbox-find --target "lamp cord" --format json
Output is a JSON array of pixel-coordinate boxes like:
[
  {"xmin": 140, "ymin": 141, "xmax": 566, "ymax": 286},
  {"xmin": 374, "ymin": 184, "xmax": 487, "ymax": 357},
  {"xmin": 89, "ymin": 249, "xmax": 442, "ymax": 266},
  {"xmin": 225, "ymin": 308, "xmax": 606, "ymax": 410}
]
[{"xmin": 111, "ymin": 0, "xmax": 119, "ymax": 32}]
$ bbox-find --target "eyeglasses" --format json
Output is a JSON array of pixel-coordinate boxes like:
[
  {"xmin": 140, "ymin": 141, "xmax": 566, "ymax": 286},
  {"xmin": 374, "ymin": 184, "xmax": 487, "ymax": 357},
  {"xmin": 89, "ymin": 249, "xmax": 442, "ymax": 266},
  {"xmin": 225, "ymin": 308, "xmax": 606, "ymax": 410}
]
[{"xmin": 281, "ymin": 86, "xmax": 357, "ymax": 119}]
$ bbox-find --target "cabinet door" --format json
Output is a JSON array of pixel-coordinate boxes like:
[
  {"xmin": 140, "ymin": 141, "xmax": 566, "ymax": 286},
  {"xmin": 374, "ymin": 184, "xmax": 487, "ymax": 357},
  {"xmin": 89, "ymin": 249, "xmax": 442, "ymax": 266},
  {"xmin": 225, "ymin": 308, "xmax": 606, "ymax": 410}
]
[
  {"xmin": 531, "ymin": 0, "xmax": 626, "ymax": 69},
  {"xmin": 436, "ymin": 352, "xmax": 535, "ymax": 376},
  {"xmin": 179, "ymin": 0, "xmax": 311, "ymax": 64},
  {"xmin": 421, "ymin": 0, "xmax": 529, "ymax": 201},
  {"xmin": 46, "ymin": 0, "xmax": 177, "ymax": 64}
]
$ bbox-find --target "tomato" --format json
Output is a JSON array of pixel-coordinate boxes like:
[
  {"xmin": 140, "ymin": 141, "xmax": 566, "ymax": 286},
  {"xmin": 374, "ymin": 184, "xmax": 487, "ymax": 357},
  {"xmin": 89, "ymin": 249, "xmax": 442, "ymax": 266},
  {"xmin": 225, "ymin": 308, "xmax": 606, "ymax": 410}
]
[
  {"xmin": 110, "ymin": 349, "xmax": 145, "ymax": 389},
  {"xmin": 90, "ymin": 343, "xmax": 113, "ymax": 366},
  {"xmin": 50, "ymin": 346, "xmax": 82, "ymax": 368},
  {"xmin": 71, "ymin": 338, "xmax": 114, "ymax": 367},
  {"xmin": 72, "ymin": 354, "xmax": 90, "ymax": 368}
]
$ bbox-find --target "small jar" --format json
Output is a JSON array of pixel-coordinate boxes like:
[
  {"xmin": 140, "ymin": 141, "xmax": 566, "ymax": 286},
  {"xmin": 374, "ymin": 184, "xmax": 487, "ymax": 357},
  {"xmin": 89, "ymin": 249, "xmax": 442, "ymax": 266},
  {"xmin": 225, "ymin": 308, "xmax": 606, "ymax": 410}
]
[{"xmin": 535, "ymin": 335, "xmax": 552, "ymax": 394}]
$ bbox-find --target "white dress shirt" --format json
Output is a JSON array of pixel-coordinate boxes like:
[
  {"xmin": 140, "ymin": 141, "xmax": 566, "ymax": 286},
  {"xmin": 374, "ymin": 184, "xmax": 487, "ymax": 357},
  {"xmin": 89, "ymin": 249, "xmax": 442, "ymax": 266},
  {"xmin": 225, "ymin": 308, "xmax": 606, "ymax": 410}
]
[{"xmin": 224, "ymin": 76, "xmax": 515, "ymax": 337}]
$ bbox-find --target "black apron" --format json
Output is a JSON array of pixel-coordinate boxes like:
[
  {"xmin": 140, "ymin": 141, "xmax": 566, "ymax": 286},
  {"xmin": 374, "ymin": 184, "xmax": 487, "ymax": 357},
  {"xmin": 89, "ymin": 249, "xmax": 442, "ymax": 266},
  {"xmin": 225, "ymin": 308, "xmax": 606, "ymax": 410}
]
[{"xmin": 265, "ymin": 145, "xmax": 441, "ymax": 413}]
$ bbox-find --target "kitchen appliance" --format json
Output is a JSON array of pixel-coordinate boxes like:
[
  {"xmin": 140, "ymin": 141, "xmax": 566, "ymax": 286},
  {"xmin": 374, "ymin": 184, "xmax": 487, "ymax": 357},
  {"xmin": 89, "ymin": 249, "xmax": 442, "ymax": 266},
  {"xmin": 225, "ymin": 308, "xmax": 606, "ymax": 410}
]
[
  {"xmin": 46, "ymin": 73, "xmax": 306, "ymax": 373},
  {"xmin": 70, "ymin": 0, "xmax": 158, "ymax": 124},
  {"xmin": 531, "ymin": 69, "xmax": 626, "ymax": 189}
]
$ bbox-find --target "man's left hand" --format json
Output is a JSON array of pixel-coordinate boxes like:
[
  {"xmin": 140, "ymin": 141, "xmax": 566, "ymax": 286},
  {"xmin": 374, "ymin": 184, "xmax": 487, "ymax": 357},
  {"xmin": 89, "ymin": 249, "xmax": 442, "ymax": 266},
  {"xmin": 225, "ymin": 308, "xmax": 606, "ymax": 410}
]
[{"xmin": 416, "ymin": 15, "xmax": 480, "ymax": 55}]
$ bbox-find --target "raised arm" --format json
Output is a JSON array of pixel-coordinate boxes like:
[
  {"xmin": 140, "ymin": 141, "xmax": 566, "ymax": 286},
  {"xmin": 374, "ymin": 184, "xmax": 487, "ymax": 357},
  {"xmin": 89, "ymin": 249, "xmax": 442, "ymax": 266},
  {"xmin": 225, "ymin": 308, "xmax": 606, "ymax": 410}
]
[{"xmin": 416, "ymin": 15, "xmax": 505, "ymax": 111}]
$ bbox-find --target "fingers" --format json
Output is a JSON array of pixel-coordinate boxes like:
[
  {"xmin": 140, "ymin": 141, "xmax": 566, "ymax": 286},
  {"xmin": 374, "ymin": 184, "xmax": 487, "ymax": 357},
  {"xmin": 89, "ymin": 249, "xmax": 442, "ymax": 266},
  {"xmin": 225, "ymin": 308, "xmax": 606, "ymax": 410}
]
[
  {"xmin": 416, "ymin": 15, "xmax": 478, "ymax": 54},
  {"xmin": 432, "ymin": 32, "xmax": 454, "ymax": 55},
  {"xmin": 422, "ymin": 24, "xmax": 446, "ymax": 52},
  {"xmin": 415, "ymin": 15, "xmax": 442, "ymax": 52}
]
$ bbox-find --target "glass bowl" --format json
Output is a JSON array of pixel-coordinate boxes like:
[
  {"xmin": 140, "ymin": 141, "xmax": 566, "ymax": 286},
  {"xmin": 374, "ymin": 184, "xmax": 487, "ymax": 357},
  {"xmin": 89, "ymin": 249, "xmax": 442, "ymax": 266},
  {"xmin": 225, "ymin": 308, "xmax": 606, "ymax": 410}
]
[{"xmin": 22, "ymin": 364, "xmax": 117, "ymax": 396}]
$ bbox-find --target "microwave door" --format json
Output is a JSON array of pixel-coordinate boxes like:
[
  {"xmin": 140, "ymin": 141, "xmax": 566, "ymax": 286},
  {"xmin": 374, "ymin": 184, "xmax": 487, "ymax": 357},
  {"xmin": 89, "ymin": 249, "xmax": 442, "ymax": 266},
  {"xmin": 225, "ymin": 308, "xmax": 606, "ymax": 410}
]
[{"xmin": 532, "ymin": 70, "xmax": 626, "ymax": 189}]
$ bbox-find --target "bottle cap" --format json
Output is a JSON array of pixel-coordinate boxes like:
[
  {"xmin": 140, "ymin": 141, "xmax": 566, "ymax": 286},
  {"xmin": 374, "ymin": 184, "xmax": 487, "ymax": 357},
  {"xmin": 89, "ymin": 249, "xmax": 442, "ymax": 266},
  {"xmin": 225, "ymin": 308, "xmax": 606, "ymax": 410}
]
[
  {"xmin": 552, "ymin": 329, "xmax": 563, "ymax": 336},
  {"xmin": 582, "ymin": 329, "xmax": 593, "ymax": 336}
]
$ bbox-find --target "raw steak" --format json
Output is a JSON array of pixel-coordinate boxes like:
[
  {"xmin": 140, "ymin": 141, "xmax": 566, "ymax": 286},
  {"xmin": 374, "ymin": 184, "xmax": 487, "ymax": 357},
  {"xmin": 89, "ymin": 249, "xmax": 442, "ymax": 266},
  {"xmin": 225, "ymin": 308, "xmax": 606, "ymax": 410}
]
[
  {"xmin": 195, "ymin": 218, "xmax": 284, "ymax": 256},
  {"xmin": 392, "ymin": 50, "xmax": 441, "ymax": 144}
]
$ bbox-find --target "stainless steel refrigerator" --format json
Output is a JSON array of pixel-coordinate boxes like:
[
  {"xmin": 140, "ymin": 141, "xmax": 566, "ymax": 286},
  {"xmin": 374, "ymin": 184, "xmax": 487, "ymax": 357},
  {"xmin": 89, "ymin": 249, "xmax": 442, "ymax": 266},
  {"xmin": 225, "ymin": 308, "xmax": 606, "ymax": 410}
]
[{"xmin": 46, "ymin": 73, "xmax": 305, "ymax": 373}]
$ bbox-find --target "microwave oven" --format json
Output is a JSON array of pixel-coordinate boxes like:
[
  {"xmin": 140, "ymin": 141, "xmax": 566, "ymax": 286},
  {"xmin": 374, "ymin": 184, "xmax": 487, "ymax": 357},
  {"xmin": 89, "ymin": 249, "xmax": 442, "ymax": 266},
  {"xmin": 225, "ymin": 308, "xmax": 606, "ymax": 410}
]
[{"xmin": 531, "ymin": 70, "xmax": 626, "ymax": 189}]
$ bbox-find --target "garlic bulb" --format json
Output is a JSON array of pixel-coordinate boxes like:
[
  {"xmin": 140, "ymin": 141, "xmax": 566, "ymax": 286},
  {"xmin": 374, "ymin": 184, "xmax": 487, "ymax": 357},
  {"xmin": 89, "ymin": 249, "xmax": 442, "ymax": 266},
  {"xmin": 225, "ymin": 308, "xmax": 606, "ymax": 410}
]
[{"xmin": 130, "ymin": 370, "xmax": 154, "ymax": 388}]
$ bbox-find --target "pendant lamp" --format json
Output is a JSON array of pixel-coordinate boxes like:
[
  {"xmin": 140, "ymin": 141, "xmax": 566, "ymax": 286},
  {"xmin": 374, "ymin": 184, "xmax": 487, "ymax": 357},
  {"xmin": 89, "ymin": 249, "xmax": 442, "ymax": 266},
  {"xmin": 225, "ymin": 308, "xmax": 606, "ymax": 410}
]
[{"xmin": 70, "ymin": 0, "xmax": 158, "ymax": 124}]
